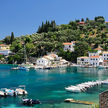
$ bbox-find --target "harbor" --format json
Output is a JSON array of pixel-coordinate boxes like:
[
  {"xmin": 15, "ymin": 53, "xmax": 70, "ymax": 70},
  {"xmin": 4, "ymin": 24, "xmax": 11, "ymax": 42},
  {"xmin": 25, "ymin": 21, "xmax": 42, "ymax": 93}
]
[{"xmin": 0, "ymin": 65, "xmax": 108, "ymax": 108}]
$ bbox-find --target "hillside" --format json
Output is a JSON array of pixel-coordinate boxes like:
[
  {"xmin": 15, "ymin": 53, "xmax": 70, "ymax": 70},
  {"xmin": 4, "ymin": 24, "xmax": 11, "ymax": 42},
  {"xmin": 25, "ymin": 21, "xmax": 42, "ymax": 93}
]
[{"xmin": 2, "ymin": 16, "xmax": 108, "ymax": 64}]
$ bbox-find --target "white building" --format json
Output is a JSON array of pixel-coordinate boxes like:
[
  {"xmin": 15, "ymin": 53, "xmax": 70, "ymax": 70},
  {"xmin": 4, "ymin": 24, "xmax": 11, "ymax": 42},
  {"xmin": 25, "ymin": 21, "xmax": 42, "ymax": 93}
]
[
  {"xmin": 88, "ymin": 47, "xmax": 102, "ymax": 57},
  {"xmin": 63, "ymin": 41, "xmax": 75, "ymax": 52},
  {"xmin": 36, "ymin": 58, "xmax": 51, "ymax": 66},
  {"xmin": 94, "ymin": 46, "xmax": 102, "ymax": 54},
  {"xmin": 102, "ymin": 52, "xmax": 108, "ymax": 66},
  {"xmin": 88, "ymin": 52, "xmax": 99, "ymax": 57},
  {"xmin": 0, "ymin": 44, "xmax": 11, "ymax": 56},
  {"xmin": 0, "ymin": 44, "xmax": 10, "ymax": 50},
  {"xmin": 77, "ymin": 56, "xmax": 89, "ymax": 65},
  {"xmin": 102, "ymin": 51, "xmax": 108, "ymax": 61},
  {"xmin": 0, "ymin": 50, "xmax": 11, "ymax": 56},
  {"xmin": 89, "ymin": 56, "xmax": 103, "ymax": 67}
]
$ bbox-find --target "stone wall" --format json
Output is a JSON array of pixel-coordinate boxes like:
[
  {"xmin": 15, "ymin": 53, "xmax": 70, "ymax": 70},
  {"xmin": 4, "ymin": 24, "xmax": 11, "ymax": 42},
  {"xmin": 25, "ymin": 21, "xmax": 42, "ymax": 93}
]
[{"xmin": 99, "ymin": 90, "xmax": 108, "ymax": 108}]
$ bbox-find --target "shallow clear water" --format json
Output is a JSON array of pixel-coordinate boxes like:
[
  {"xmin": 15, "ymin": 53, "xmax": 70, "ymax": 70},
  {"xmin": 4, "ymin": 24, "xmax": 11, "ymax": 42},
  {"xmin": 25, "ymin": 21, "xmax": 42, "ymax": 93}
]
[{"xmin": 0, "ymin": 64, "xmax": 108, "ymax": 108}]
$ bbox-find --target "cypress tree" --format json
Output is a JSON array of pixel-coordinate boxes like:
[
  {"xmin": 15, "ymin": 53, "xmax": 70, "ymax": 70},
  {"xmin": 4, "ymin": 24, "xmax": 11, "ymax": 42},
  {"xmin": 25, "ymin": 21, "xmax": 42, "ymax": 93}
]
[{"xmin": 11, "ymin": 32, "xmax": 14, "ymax": 44}]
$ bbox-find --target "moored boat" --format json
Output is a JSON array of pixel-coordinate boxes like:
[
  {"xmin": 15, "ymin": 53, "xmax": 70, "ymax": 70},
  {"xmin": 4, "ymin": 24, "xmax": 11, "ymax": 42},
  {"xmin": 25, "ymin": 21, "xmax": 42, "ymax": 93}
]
[
  {"xmin": 0, "ymin": 90, "xmax": 7, "ymax": 97},
  {"xmin": 15, "ymin": 88, "xmax": 27, "ymax": 95},
  {"xmin": 15, "ymin": 85, "xmax": 28, "ymax": 95},
  {"xmin": 22, "ymin": 98, "xmax": 41, "ymax": 105},
  {"xmin": 3, "ymin": 88, "xmax": 17, "ymax": 96}
]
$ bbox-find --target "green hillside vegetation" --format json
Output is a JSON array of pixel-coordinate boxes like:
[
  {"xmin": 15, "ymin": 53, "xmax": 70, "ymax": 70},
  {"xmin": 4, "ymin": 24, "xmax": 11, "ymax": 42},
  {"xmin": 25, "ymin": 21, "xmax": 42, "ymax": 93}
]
[{"xmin": 3, "ymin": 16, "xmax": 108, "ymax": 64}]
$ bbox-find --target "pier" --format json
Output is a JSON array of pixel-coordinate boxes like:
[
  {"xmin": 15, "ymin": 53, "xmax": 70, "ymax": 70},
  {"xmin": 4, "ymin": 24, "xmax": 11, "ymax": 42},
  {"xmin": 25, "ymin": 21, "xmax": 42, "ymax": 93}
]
[
  {"xmin": 65, "ymin": 80, "xmax": 108, "ymax": 92},
  {"xmin": 64, "ymin": 98, "xmax": 94, "ymax": 105}
]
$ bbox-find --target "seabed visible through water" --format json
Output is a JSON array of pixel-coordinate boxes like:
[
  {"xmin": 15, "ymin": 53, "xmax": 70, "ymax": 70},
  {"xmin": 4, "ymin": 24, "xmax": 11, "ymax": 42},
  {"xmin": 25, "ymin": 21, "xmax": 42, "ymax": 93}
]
[{"xmin": 0, "ymin": 64, "xmax": 108, "ymax": 108}]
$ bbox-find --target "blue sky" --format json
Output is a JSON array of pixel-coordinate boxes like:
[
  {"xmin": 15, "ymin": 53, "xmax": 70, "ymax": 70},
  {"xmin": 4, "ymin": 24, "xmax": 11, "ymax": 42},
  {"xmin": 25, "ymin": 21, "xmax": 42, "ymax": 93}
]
[{"xmin": 0, "ymin": 0, "xmax": 108, "ymax": 40}]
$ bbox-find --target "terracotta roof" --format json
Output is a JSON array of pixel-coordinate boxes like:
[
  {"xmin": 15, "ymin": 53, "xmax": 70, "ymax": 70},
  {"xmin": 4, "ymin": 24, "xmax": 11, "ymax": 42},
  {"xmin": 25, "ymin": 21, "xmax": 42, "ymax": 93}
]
[
  {"xmin": 94, "ymin": 48, "xmax": 102, "ymax": 50},
  {"xmin": 0, "ymin": 44, "xmax": 7, "ymax": 46},
  {"xmin": 90, "ymin": 56, "xmax": 100, "ymax": 58},
  {"xmin": 78, "ymin": 22, "xmax": 85, "ymax": 24},
  {"xmin": 63, "ymin": 41, "xmax": 76, "ymax": 45},
  {"xmin": 103, "ymin": 51, "xmax": 108, "ymax": 54},
  {"xmin": 103, "ymin": 60, "xmax": 108, "ymax": 62},
  {"xmin": 63, "ymin": 43, "xmax": 73, "ymax": 45},
  {"xmin": 49, "ymin": 54, "xmax": 57, "ymax": 58}
]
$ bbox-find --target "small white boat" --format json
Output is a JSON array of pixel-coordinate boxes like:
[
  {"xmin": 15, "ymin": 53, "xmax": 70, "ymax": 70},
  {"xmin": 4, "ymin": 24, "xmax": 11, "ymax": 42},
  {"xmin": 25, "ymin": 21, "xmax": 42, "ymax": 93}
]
[
  {"xmin": 11, "ymin": 66, "xmax": 29, "ymax": 71},
  {"xmin": 11, "ymin": 67, "xmax": 19, "ymax": 70},
  {"xmin": 4, "ymin": 88, "xmax": 16, "ymax": 96},
  {"xmin": 15, "ymin": 88, "xmax": 27, "ymax": 95},
  {"xmin": 0, "ymin": 90, "xmax": 7, "ymax": 96},
  {"xmin": 15, "ymin": 85, "xmax": 28, "ymax": 95}
]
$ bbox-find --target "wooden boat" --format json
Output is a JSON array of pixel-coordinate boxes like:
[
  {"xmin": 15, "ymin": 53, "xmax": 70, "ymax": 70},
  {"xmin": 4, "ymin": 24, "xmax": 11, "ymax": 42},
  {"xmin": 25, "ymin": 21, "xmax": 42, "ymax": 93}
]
[{"xmin": 64, "ymin": 98, "xmax": 94, "ymax": 105}]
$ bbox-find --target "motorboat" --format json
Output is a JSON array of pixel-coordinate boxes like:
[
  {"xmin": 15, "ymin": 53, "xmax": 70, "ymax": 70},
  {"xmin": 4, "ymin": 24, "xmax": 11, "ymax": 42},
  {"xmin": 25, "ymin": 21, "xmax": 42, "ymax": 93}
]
[
  {"xmin": 17, "ymin": 66, "xmax": 29, "ymax": 71},
  {"xmin": 11, "ymin": 67, "xmax": 19, "ymax": 70},
  {"xmin": 22, "ymin": 98, "xmax": 41, "ymax": 105},
  {"xmin": 0, "ymin": 90, "xmax": 7, "ymax": 96},
  {"xmin": 3, "ymin": 88, "xmax": 17, "ymax": 96},
  {"xmin": 11, "ymin": 66, "xmax": 29, "ymax": 71},
  {"xmin": 15, "ymin": 85, "xmax": 28, "ymax": 95},
  {"xmin": 15, "ymin": 88, "xmax": 27, "ymax": 95}
]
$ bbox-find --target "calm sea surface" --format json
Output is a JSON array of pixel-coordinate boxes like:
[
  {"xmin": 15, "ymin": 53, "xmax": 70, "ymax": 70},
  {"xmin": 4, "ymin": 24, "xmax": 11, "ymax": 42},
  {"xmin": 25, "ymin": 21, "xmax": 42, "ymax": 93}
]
[{"xmin": 0, "ymin": 64, "xmax": 108, "ymax": 108}]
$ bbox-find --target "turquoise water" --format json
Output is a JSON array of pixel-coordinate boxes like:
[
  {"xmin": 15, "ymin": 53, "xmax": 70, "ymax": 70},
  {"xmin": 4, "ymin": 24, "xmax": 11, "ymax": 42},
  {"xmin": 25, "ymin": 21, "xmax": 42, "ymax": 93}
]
[{"xmin": 0, "ymin": 65, "xmax": 108, "ymax": 108}]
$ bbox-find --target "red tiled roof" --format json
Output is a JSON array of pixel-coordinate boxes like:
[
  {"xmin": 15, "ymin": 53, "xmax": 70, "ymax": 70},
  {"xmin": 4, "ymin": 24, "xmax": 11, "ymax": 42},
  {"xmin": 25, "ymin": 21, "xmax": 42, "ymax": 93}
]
[
  {"xmin": 90, "ymin": 56, "xmax": 100, "ymax": 58},
  {"xmin": 104, "ymin": 60, "xmax": 108, "ymax": 62},
  {"xmin": 63, "ymin": 41, "xmax": 76, "ymax": 45},
  {"xmin": 78, "ymin": 22, "xmax": 85, "ymax": 24},
  {"xmin": 50, "ymin": 54, "xmax": 57, "ymax": 58},
  {"xmin": 63, "ymin": 43, "xmax": 73, "ymax": 45},
  {"xmin": 0, "ymin": 44, "xmax": 6, "ymax": 46},
  {"xmin": 95, "ymin": 48, "xmax": 102, "ymax": 50}
]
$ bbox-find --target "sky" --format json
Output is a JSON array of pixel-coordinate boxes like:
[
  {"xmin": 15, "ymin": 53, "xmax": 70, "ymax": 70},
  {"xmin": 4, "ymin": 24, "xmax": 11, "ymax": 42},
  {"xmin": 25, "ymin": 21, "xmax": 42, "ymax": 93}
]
[{"xmin": 0, "ymin": 0, "xmax": 108, "ymax": 40}]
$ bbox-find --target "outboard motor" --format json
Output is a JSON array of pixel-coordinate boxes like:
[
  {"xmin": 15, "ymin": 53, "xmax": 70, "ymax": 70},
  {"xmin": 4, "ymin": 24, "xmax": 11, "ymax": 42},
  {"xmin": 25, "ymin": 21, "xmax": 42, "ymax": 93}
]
[
  {"xmin": 23, "ymin": 91, "xmax": 25, "ymax": 95},
  {"xmin": 13, "ymin": 91, "xmax": 17, "ymax": 96},
  {"xmin": 4, "ymin": 92, "xmax": 7, "ymax": 97}
]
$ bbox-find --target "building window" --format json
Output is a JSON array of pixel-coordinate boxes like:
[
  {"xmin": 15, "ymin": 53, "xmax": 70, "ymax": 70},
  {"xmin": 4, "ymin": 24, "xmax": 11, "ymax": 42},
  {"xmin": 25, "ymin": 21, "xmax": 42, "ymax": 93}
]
[{"xmin": 69, "ymin": 45, "xmax": 71, "ymax": 48}]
